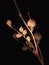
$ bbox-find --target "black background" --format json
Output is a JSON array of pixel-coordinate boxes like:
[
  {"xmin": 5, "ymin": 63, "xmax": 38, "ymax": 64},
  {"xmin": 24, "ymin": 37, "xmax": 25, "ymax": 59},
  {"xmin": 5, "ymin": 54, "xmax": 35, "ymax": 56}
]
[{"xmin": 0, "ymin": 0, "xmax": 49, "ymax": 65}]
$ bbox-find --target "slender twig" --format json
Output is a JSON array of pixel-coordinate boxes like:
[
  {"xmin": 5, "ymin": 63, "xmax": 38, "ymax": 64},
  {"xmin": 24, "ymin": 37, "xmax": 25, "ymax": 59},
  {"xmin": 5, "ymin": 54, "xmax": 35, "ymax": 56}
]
[
  {"xmin": 13, "ymin": 0, "xmax": 38, "ymax": 53},
  {"xmin": 37, "ymin": 46, "xmax": 44, "ymax": 65},
  {"xmin": 12, "ymin": 0, "xmax": 44, "ymax": 65}
]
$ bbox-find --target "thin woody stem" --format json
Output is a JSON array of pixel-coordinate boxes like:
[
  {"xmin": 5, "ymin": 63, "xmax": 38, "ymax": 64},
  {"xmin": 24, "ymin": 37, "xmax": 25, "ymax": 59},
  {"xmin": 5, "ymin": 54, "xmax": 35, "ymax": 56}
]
[
  {"xmin": 37, "ymin": 46, "xmax": 44, "ymax": 65},
  {"xmin": 13, "ymin": 0, "xmax": 38, "ymax": 53},
  {"xmin": 13, "ymin": 0, "xmax": 44, "ymax": 65}
]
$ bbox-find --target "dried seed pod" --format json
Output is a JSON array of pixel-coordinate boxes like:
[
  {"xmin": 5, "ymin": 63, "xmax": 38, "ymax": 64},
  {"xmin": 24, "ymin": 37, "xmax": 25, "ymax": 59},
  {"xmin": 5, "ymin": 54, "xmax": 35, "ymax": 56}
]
[
  {"xmin": 19, "ymin": 26, "xmax": 24, "ymax": 33},
  {"xmin": 23, "ymin": 29, "xmax": 27, "ymax": 35},
  {"xmin": 27, "ymin": 18, "xmax": 36, "ymax": 28},
  {"xmin": 16, "ymin": 33, "xmax": 22, "ymax": 38},
  {"xmin": 22, "ymin": 46, "xmax": 28, "ymax": 51},
  {"xmin": 34, "ymin": 32, "xmax": 42, "ymax": 41},
  {"xmin": 26, "ymin": 36, "xmax": 31, "ymax": 42},
  {"xmin": 6, "ymin": 20, "xmax": 12, "ymax": 27}
]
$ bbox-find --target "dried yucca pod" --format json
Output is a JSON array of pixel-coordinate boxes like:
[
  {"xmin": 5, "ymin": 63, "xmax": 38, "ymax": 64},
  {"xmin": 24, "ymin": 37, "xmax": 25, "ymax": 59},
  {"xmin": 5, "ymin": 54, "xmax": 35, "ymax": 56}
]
[
  {"xmin": 34, "ymin": 32, "xmax": 42, "ymax": 40},
  {"xmin": 23, "ymin": 29, "xmax": 27, "ymax": 35},
  {"xmin": 26, "ymin": 36, "xmax": 31, "ymax": 42},
  {"xmin": 27, "ymin": 19, "xmax": 36, "ymax": 28},
  {"xmin": 16, "ymin": 33, "xmax": 22, "ymax": 38},
  {"xmin": 22, "ymin": 46, "xmax": 28, "ymax": 51},
  {"xmin": 19, "ymin": 26, "xmax": 24, "ymax": 33},
  {"xmin": 34, "ymin": 32, "xmax": 42, "ymax": 45},
  {"xmin": 6, "ymin": 20, "xmax": 12, "ymax": 27}
]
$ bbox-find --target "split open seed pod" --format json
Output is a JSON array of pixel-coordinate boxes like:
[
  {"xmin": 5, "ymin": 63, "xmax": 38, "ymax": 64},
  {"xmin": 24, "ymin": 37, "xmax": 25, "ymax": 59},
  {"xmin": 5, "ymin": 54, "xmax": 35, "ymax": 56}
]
[
  {"xmin": 22, "ymin": 46, "xmax": 28, "ymax": 51},
  {"xmin": 16, "ymin": 33, "xmax": 22, "ymax": 38},
  {"xmin": 27, "ymin": 18, "xmax": 36, "ymax": 28},
  {"xmin": 6, "ymin": 20, "xmax": 12, "ymax": 27},
  {"xmin": 26, "ymin": 36, "xmax": 31, "ymax": 42},
  {"xmin": 34, "ymin": 32, "xmax": 42, "ymax": 40},
  {"xmin": 34, "ymin": 32, "xmax": 42, "ymax": 45},
  {"xmin": 23, "ymin": 29, "xmax": 27, "ymax": 35},
  {"xmin": 19, "ymin": 26, "xmax": 24, "ymax": 33}
]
